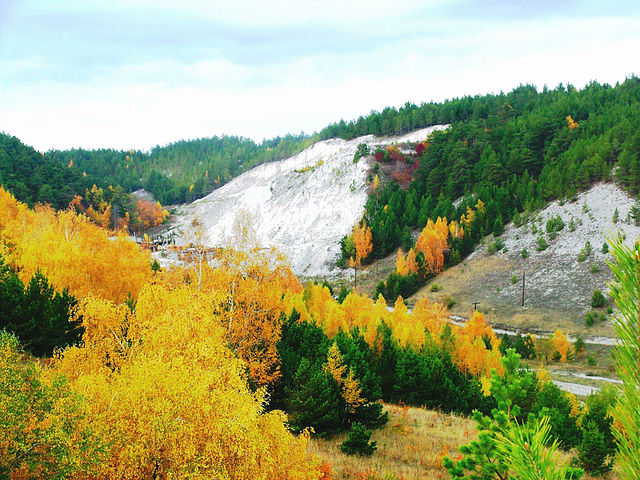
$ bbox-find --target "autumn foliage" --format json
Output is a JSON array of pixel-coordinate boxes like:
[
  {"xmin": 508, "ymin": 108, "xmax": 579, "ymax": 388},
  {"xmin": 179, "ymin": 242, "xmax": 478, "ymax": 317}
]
[
  {"xmin": 55, "ymin": 284, "xmax": 318, "ymax": 479},
  {"xmin": 284, "ymin": 286, "xmax": 503, "ymax": 379},
  {"xmin": 0, "ymin": 187, "xmax": 513, "ymax": 479},
  {"xmin": 135, "ymin": 198, "xmax": 169, "ymax": 231},
  {"xmin": 0, "ymin": 187, "xmax": 152, "ymax": 303}
]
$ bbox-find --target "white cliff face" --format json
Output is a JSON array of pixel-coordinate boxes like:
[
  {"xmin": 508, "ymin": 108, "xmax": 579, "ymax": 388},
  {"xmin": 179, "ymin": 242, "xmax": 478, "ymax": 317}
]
[{"xmin": 171, "ymin": 125, "xmax": 448, "ymax": 278}]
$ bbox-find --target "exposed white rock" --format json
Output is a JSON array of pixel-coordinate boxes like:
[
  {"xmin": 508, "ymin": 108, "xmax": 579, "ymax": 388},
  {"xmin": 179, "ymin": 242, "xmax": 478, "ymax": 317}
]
[
  {"xmin": 483, "ymin": 182, "xmax": 640, "ymax": 312},
  {"xmin": 171, "ymin": 125, "xmax": 448, "ymax": 277}
]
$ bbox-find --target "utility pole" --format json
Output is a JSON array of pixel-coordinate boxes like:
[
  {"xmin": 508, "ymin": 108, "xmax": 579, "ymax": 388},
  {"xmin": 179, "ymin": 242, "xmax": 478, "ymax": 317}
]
[
  {"xmin": 472, "ymin": 302, "xmax": 479, "ymax": 311},
  {"xmin": 521, "ymin": 270, "xmax": 526, "ymax": 307}
]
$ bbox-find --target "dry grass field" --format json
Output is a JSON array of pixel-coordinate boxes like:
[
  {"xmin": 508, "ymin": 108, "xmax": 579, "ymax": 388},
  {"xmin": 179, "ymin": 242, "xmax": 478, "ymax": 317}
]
[
  {"xmin": 309, "ymin": 403, "xmax": 619, "ymax": 480},
  {"xmin": 309, "ymin": 404, "xmax": 475, "ymax": 480}
]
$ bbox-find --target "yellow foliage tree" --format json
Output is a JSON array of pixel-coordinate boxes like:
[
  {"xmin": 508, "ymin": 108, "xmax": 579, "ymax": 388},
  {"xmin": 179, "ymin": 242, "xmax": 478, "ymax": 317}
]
[
  {"xmin": 56, "ymin": 284, "xmax": 318, "ymax": 480},
  {"xmin": 551, "ymin": 329, "xmax": 570, "ymax": 362},
  {"xmin": 415, "ymin": 217, "xmax": 449, "ymax": 276},
  {"xmin": 325, "ymin": 343, "xmax": 365, "ymax": 414},
  {"xmin": 566, "ymin": 115, "xmax": 579, "ymax": 130},
  {"xmin": 0, "ymin": 188, "xmax": 152, "ymax": 303},
  {"xmin": 395, "ymin": 248, "xmax": 408, "ymax": 275},
  {"xmin": 351, "ymin": 220, "xmax": 373, "ymax": 289}
]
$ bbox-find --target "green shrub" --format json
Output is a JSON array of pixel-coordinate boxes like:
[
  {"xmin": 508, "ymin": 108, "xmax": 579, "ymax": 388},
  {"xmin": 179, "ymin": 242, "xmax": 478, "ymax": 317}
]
[
  {"xmin": 430, "ymin": 283, "xmax": 442, "ymax": 292},
  {"xmin": 577, "ymin": 420, "xmax": 613, "ymax": 475},
  {"xmin": 568, "ymin": 218, "xmax": 576, "ymax": 231},
  {"xmin": 521, "ymin": 248, "xmax": 529, "ymax": 259},
  {"xmin": 546, "ymin": 215, "xmax": 565, "ymax": 234},
  {"xmin": 590, "ymin": 264, "xmax": 600, "ymax": 274},
  {"xmin": 340, "ymin": 422, "xmax": 377, "ymax": 456},
  {"xmin": 602, "ymin": 242, "xmax": 609, "ymax": 254},
  {"xmin": 591, "ymin": 290, "xmax": 607, "ymax": 308},
  {"xmin": 578, "ymin": 242, "xmax": 592, "ymax": 262},
  {"xmin": 511, "ymin": 274, "xmax": 518, "ymax": 285},
  {"xmin": 536, "ymin": 235, "xmax": 548, "ymax": 251},
  {"xmin": 443, "ymin": 296, "xmax": 456, "ymax": 309}
]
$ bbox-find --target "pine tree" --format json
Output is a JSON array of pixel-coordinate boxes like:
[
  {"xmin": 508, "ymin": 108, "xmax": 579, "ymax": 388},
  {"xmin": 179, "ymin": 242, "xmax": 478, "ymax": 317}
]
[{"xmin": 286, "ymin": 358, "xmax": 342, "ymax": 433}]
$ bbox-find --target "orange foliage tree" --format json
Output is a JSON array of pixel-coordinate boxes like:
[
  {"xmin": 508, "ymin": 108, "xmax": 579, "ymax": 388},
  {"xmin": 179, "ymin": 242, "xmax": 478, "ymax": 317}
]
[
  {"xmin": 350, "ymin": 220, "xmax": 373, "ymax": 289},
  {"xmin": 190, "ymin": 246, "xmax": 302, "ymax": 388},
  {"xmin": 414, "ymin": 217, "xmax": 450, "ymax": 276},
  {"xmin": 135, "ymin": 199, "xmax": 169, "ymax": 232}
]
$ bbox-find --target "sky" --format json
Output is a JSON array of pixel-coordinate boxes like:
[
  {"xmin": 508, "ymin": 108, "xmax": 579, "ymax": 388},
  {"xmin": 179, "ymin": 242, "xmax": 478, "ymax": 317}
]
[{"xmin": 1, "ymin": 0, "xmax": 639, "ymax": 152}]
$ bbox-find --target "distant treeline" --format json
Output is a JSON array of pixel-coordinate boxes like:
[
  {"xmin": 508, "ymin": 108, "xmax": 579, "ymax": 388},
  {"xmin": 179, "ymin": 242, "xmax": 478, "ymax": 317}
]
[
  {"xmin": 45, "ymin": 134, "xmax": 316, "ymax": 205},
  {"xmin": 0, "ymin": 133, "xmax": 97, "ymax": 210}
]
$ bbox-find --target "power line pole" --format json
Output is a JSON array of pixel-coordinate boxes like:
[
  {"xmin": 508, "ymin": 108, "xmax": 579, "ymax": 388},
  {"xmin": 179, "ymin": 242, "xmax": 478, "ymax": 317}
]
[{"xmin": 521, "ymin": 270, "xmax": 526, "ymax": 307}]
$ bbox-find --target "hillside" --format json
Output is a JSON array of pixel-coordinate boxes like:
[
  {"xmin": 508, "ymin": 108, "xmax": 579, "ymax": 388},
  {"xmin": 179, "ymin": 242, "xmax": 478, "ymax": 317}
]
[
  {"xmin": 168, "ymin": 125, "xmax": 448, "ymax": 277},
  {"xmin": 45, "ymin": 134, "xmax": 314, "ymax": 205},
  {"xmin": 412, "ymin": 182, "xmax": 638, "ymax": 340}
]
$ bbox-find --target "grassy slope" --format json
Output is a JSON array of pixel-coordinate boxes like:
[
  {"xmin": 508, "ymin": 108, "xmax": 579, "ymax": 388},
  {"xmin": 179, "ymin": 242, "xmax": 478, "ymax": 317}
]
[{"xmin": 309, "ymin": 404, "xmax": 617, "ymax": 480}]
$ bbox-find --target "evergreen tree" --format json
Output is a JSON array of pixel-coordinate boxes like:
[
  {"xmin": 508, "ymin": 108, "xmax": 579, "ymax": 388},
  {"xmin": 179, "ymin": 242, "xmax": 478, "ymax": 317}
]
[{"xmin": 286, "ymin": 358, "xmax": 342, "ymax": 433}]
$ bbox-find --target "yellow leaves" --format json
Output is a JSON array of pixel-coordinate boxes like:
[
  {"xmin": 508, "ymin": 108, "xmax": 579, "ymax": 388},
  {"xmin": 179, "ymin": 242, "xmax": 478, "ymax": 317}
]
[
  {"xmin": 537, "ymin": 366, "xmax": 552, "ymax": 384},
  {"xmin": 372, "ymin": 174, "xmax": 380, "ymax": 192},
  {"xmin": 480, "ymin": 376, "xmax": 492, "ymax": 396},
  {"xmin": 326, "ymin": 343, "xmax": 347, "ymax": 382},
  {"xmin": 55, "ymin": 284, "xmax": 319, "ymax": 480},
  {"xmin": 352, "ymin": 220, "xmax": 373, "ymax": 264},
  {"xmin": 567, "ymin": 392, "xmax": 581, "ymax": 418},
  {"xmin": 566, "ymin": 115, "xmax": 579, "ymax": 130},
  {"xmin": 415, "ymin": 217, "xmax": 449, "ymax": 275},
  {"xmin": 551, "ymin": 329, "xmax": 570, "ymax": 362},
  {"xmin": 395, "ymin": 249, "xmax": 418, "ymax": 276},
  {"xmin": 325, "ymin": 343, "xmax": 365, "ymax": 413},
  {"xmin": 193, "ymin": 246, "xmax": 299, "ymax": 387},
  {"xmin": 0, "ymin": 189, "xmax": 152, "ymax": 303},
  {"xmin": 396, "ymin": 248, "xmax": 408, "ymax": 275}
]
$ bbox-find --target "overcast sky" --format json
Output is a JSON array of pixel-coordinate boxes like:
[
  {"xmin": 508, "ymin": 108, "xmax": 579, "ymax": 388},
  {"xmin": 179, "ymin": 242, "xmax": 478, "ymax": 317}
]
[{"xmin": 1, "ymin": 0, "xmax": 639, "ymax": 152}]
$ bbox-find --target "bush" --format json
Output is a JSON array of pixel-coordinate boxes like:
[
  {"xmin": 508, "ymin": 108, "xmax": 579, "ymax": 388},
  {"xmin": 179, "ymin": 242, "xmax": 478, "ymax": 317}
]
[
  {"xmin": 578, "ymin": 241, "xmax": 593, "ymax": 263},
  {"xmin": 340, "ymin": 422, "xmax": 377, "ymax": 456},
  {"xmin": 443, "ymin": 296, "xmax": 456, "ymax": 309},
  {"xmin": 521, "ymin": 248, "xmax": 529, "ymax": 259},
  {"xmin": 430, "ymin": 283, "xmax": 442, "ymax": 292},
  {"xmin": 536, "ymin": 235, "xmax": 548, "ymax": 251},
  {"xmin": 546, "ymin": 215, "xmax": 565, "ymax": 234},
  {"xmin": 591, "ymin": 290, "xmax": 607, "ymax": 308},
  {"xmin": 602, "ymin": 242, "xmax": 609, "ymax": 254},
  {"xmin": 590, "ymin": 264, "xmax": 600, "ymax": 274},
  {"xmin": 585, "ymin": 310, "xmax": 606, "ymax": 327},
  {"xmin": 511, "ymin": 274, "xmax": 518, "ymax": 285},
  {"xmin": 577, "ymin": 420, "xmax": 613, "ymax": 475}
]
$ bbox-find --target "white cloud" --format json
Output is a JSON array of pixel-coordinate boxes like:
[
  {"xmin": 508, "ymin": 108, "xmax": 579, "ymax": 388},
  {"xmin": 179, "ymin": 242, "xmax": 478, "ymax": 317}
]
[{"xmin": 0, "ymin": 4, "xmax": 639, "ymax": 151}]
